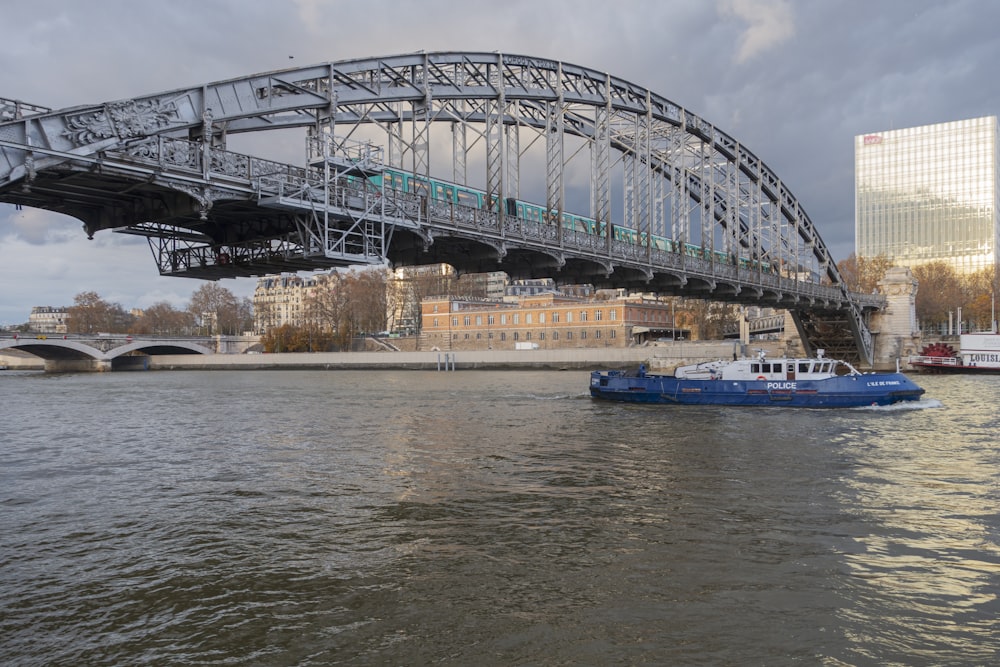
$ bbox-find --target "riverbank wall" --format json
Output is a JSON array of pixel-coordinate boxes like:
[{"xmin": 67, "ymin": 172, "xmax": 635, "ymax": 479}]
[
  {"xmin": 144, "ymin": 341, "xmax": 754, "ymax": 372},
  {"xmin": 8, "ymin": 339, "xmax": 913, "ymax": 373}
]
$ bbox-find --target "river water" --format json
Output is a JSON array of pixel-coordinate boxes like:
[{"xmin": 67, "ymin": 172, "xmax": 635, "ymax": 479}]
[{"xmin": 1, "ymin": 369, "xmax": 998, "ymax": 665}]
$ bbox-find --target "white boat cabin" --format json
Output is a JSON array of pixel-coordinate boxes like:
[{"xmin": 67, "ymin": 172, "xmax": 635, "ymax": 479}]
[{"xmin": 672, "ymin": 350, "xmax": 859, "ymax": 381}]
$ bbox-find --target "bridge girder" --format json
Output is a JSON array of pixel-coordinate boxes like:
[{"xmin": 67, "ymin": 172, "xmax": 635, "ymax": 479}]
[{"xmin": 1, "ymin": 52, "xmax": 880, "ymax": 364}]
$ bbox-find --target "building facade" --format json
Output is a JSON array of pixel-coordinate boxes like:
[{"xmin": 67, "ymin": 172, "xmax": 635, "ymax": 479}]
[
  {"xmin": 855, "ymin": 116, "xmax": 999, "ymax": 275},
  {"xmin": 252, "ymin": 274, "xmax": 322, "ymax": 332},
  {"xmin": 28, "ymin": 306, "xmax": 68, "ymax": 333},
  {"xmin": 420, "ymin": 293, "xmax": 678, "ymax": 351}
]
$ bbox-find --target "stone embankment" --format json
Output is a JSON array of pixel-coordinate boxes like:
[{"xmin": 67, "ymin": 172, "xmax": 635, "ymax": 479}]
[
  {"xmin": 147, "ymin": 341, "xmax": 761, "ymax": 371},
  {"xmin": 0, "ymin": 341, "xmax": 807, "ymax": 373}
]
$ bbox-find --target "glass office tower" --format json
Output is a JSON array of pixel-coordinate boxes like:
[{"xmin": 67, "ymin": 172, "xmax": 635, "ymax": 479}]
[{"xmin": 855, "ymin": 116, "xmax": 999, "ymax": 275}]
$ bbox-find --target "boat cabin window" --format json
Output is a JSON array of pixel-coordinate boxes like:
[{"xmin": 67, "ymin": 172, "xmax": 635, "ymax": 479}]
[
  {"xmin": 798, "ymin": 362, "xmax": 811, "ymax": 373},
  {"xmin": 751, "ymin": 363, "xmax": 760, "ymax": 373}
]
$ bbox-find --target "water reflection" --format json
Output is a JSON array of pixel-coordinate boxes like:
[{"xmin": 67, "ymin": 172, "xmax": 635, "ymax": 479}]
[
  {"xmin": 2, "ymin": 370, "xmax": 999, "ymax": 664},
  {"xmin": 834, "ymin": 375, "xmax": 1000, "ymax": 663}
]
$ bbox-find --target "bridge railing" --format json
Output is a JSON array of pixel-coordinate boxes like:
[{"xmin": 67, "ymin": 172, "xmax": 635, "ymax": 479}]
[
  {"xmin": 117, "ymin": 137, "xmax": 315, "ymax": 191},
  {"xmin": 0, "ymin": 97, "xmax": 51, "ymax": 121}
]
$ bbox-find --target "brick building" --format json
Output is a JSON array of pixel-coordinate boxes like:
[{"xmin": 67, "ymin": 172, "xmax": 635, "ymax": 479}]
[{"xmin": 420, "ymin": 292, "xmax": 679, "ymax": 351}]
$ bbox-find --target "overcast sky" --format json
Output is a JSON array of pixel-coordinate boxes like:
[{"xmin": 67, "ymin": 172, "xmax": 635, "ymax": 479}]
[{"xmin": 2, "ymin": 0, "xmax": 998, "ymax": 326}]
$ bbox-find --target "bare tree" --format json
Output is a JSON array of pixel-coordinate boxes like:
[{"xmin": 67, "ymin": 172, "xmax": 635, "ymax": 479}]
[
  {"xmin": 133, "ymin": 302, "xmax": 196, "ymax": 335},
  {"xmin": 304, "ymin": 268, "xmax": 389, "ymax": 348},
  {"xmin": 66, "ymin": 291, "xmax": 134, "ymax": 333},
  {"xmin": 188, "ymin": 283, "xmax": 242, "ymax": 334},
  {"xmin": 680, "ymin": 298, "xmax": 740, "ymax": 340},
  {"xmin": 912, "ymin": 261, "xmax": 964, "ymax": 330},
  {"xmin": 836, "ymin": 253, "xmax": 895, "ymax": 293},
  {"xmin": 959, "ymin": 266, "xmax": 999, "ymax": 331}
]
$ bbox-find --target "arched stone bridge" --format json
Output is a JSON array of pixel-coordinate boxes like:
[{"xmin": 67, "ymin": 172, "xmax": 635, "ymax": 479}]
[
  {"xmin": 0, "ymin": 335, "xmax": 254, "ymax": 371},
  {"xmin": 0, "ymin": 52, "xmax": 882, "ymax": 363}
]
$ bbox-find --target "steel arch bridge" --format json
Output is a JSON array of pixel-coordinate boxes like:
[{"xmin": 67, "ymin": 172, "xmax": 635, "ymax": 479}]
[{"xmin": 0, "ymin": 52, "xmax": 881, "ymax": 363}]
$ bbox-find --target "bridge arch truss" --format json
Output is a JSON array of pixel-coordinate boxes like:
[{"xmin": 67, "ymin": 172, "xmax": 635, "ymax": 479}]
[{"xmin": 0, "ymin": 52, "xmax": 880, "ymax": 363}]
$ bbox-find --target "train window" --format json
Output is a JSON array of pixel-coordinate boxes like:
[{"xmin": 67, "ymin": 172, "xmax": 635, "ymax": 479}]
[
  {"xmin": 434, "ymin": 184, "xmax": 454, "ymax": 201},
  {"xmin": 458, "ymin": 190, "xmax": 479, "ymax": 207},
  {"xmin": 412, "ymin": 180, "xmax": 429, "ymax": 197}
]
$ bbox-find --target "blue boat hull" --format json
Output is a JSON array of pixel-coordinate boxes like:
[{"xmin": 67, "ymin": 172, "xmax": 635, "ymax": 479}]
[{"xmin": 589, "ymin": 371, "xmax": 925, "ymax": 408}]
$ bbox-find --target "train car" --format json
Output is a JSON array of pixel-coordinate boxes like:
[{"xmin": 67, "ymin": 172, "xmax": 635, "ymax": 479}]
[{"xmin": 375, "ymin": 166, "xmax": 757, "ymax": 271}]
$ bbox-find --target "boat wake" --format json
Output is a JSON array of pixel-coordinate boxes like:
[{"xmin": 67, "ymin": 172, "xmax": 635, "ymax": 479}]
[{"xmin": 854, "ymin": 397, "xmax": 943, "ymax": 412}]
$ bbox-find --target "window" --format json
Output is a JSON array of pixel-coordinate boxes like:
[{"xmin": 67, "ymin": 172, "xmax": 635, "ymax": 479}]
[
  {"xmin": 580, "ymin": 311, "xmax": 588, "ymax": 322},
  {"xmin": 476, "ymin": 315, "xmax": 483, "ymax": 326},
  {"xmin": 488, "ymin": 314, "xmax": 495, "ymax": 325},
  {"xmin": 463, "ymin": 316, "xmax": 471, "ymax": 326},
  {"xmin": 595, "ymin": 310, "xmax": 603, "ymax": 321},
  {"xmin": 452, "ymin": 317, "xmax": 458, "ymax": 327},
  {"xmin": 526, "ymin": 313, "xmax": 533, "ymax": 324},
  {"xmin": 552, "ymin": 312, "xmax": 560, "ymax": 323}
]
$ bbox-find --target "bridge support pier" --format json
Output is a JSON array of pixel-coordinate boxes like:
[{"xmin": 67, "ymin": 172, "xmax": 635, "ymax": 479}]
[
  {"xmin": 44, "ymin": 359, "xmax": 112, "ymax": 373},
  {"xmin": 871, "ymin": 267, "xmax": 921, "ymax": 369}
]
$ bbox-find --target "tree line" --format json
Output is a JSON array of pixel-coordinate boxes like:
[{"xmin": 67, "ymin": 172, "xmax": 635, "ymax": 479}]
[
  {"xmin": 34, "ymin": 256, "xmax": 993, "ymax": 344},
  {"xmin": 55, "ymin": 284, "xmax": 253, "ymax": 336},
  {"xmin": 837, "ymin": 254, "xmax": 998, "ymax": 332}
]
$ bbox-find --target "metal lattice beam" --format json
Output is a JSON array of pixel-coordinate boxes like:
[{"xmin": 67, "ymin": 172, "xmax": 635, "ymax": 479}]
[{"xmin": 0, "ymin": 51, "xmax": 876, "ymax": 363}]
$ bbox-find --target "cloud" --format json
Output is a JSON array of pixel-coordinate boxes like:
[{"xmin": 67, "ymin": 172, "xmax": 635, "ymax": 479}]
[{"xmin": 720, "ymin": 0, "xmax": 795, "ymax": 64}]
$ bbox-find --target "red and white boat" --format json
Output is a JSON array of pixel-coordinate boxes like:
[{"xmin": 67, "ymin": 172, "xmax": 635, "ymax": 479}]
[{"xmin": 909, "ymin": 333, "xmax": 1000, "ymax": 373}]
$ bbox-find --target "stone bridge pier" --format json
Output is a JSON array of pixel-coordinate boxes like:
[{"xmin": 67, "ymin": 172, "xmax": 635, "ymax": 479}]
[{"xmin": 870, "ymin": 267, "xmax": 921, "ymax": 369}]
